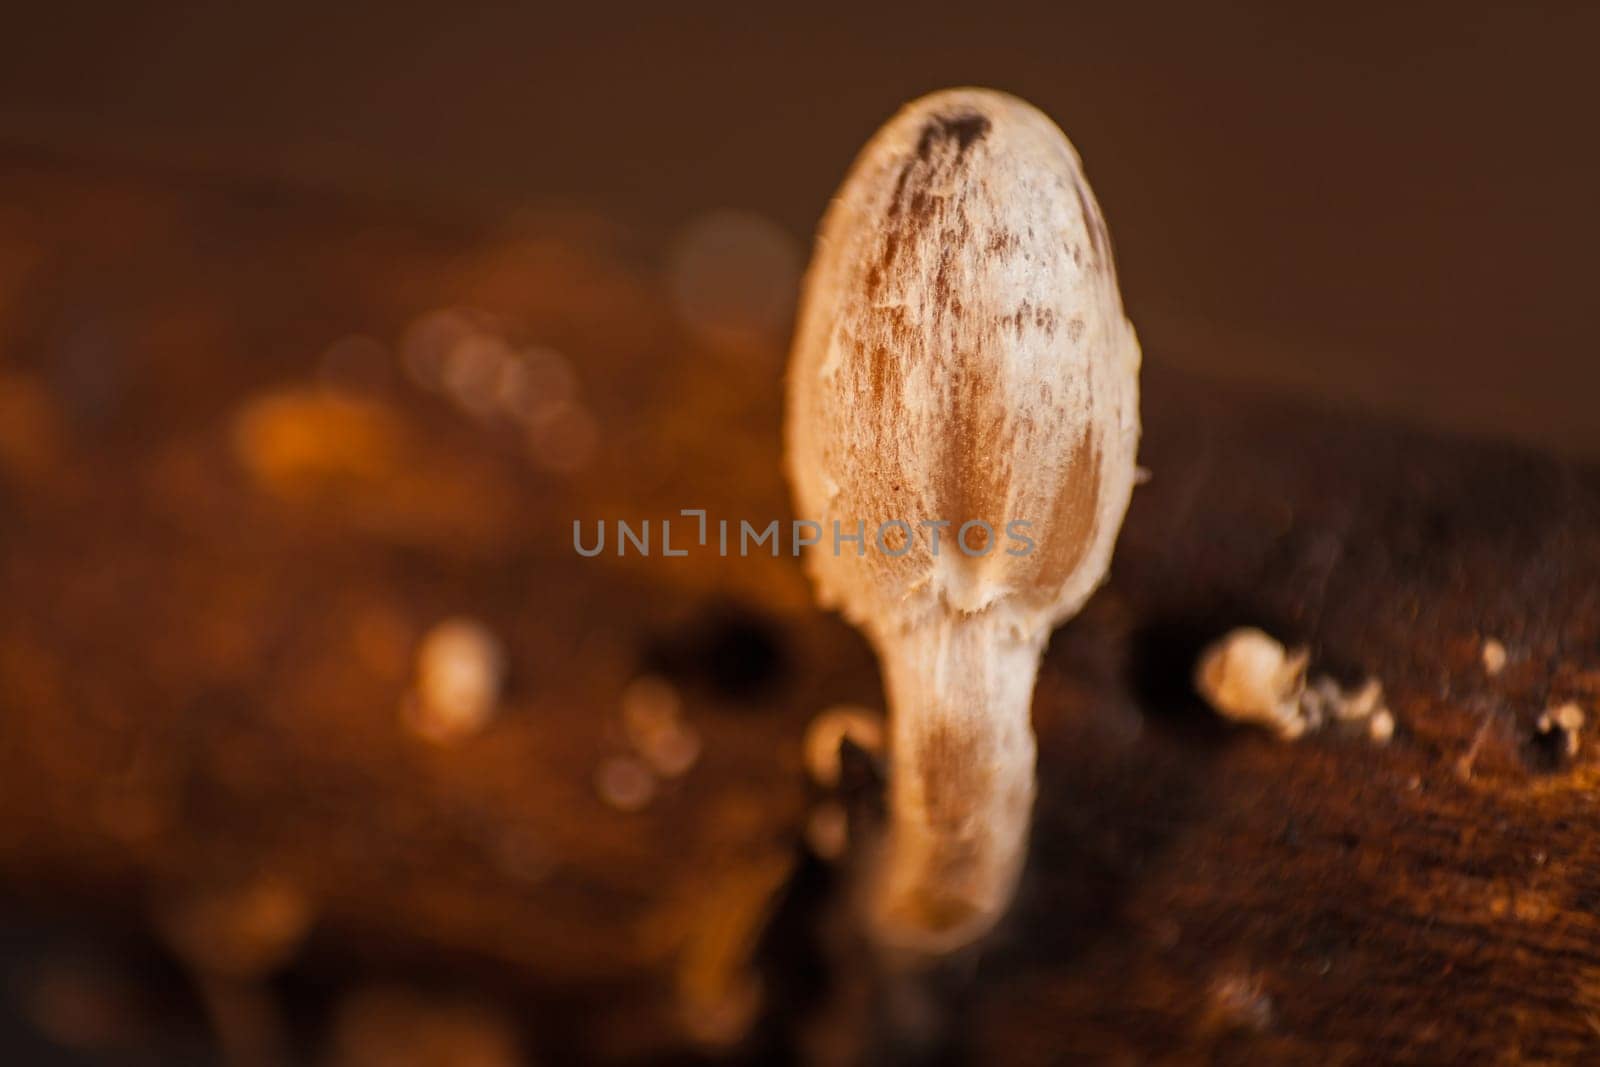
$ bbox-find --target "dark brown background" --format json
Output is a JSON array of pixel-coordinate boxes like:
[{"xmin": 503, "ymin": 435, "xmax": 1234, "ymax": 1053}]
[
  {"xmin": 5, "ymin": 6, "xmax": 1600, "ymax": 1065},
  {"xmin": 5, "ymin": 1, "xmax": 1597, "ymax": 454}
]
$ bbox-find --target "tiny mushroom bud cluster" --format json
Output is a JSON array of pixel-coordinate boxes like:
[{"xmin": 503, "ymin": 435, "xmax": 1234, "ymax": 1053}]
[
  {"xmin": 1195, "ymin": 627, "xmax": 1394, "ymax": 745},
  {"xmin": 785, "ymin": 88, "xmax": 1142, "ymax": 954}
]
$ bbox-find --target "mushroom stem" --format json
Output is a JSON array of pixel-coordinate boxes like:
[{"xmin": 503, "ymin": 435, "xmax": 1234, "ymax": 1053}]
[{"xmin": 868, "ymin": 612, "xmax": 1042, "ymax": 954}]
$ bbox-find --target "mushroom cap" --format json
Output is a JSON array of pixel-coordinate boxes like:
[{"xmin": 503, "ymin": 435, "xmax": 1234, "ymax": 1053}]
[{"xmin": 784, "ymin": 87, "xmax": 1141, "ymax": 642}]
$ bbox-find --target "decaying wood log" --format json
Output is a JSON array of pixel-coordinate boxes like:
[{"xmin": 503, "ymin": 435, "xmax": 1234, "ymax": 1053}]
[{"xmin": 1, "ymin": 156, "xmax": 1598, "ymax": 1064}]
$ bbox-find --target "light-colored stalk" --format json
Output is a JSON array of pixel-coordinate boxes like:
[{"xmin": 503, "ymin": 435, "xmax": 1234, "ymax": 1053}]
[{"xmin": 868, "ymin": 612, "xmax": 1042, "ymax": 953}]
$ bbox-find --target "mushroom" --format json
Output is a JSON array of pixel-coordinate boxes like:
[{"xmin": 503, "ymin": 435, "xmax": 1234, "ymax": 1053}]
[{"xmin": 785, "ymin": 88, "xmax": 1142, "ymax": 953}]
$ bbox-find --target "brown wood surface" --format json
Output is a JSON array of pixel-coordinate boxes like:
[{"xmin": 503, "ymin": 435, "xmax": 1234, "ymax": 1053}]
[{"xmin": 1, "ymin": 156, "xmax": 1598, "ymax": 1064}]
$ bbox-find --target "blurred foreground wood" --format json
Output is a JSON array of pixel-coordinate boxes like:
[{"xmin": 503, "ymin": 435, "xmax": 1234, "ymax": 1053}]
[{"xmin": 1, "ymin": 155, "xmax": 1599, "ymax": 1064}]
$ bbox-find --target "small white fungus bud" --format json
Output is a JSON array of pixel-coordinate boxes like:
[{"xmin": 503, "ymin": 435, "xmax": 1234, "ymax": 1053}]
[
  {"xmin": 1195, "ymin": 628, "xmax": 1310, "ymax": 740},
  {"xmin": 802, "ymin": 706, "xmax": 885, "ymax": 789},
  {"xmin": 1481, "ymin": 638, "xmax": 1508, "ymax": 676}
]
